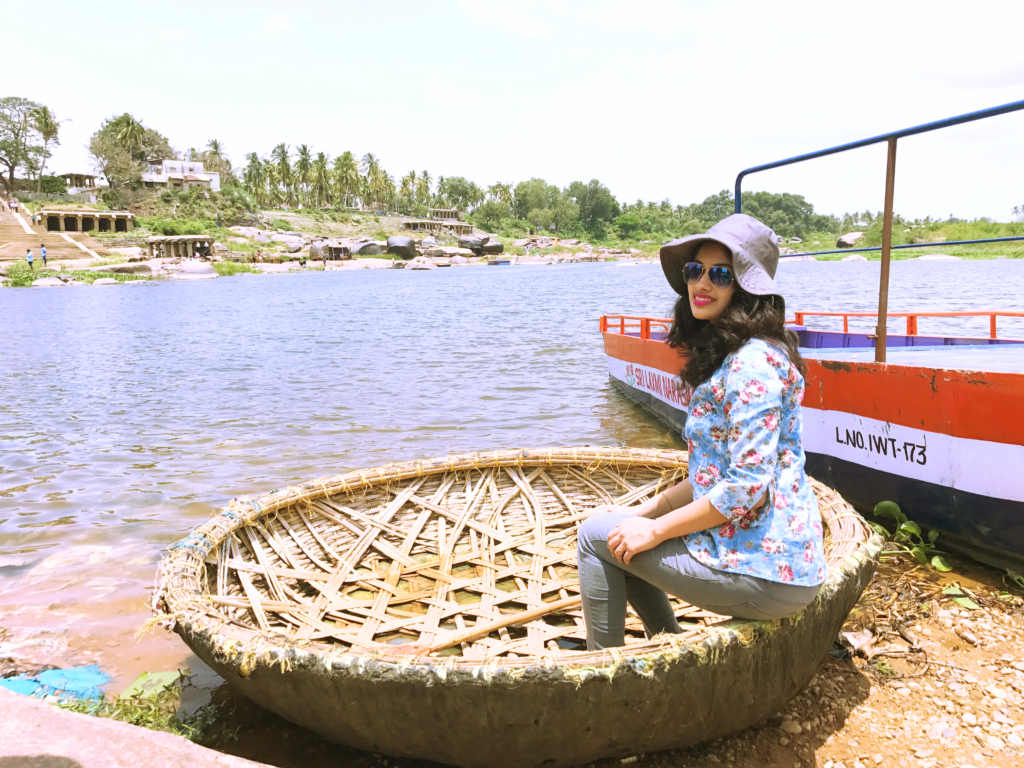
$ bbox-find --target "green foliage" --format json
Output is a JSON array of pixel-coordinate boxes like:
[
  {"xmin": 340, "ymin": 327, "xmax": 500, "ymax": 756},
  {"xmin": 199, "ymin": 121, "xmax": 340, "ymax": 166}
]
[
  {"xmin": 472, "ymin": 200, "xmax": 512, "ymax": 232},
  {"xmin": 212, "ymin": 262, "xmax": 256, "ymax": 276},
  {"xmin": 101, "ymin": 188, "xmax": 128, "ymax": 210},
  {"xmin": 2, "ymin": 262, "xmax": 149, "ymax": 287},
  {"xmin": 269, "ymin": 217, "xmax": 291, "ymax": 230},
  {"xmin": 0, "ymin": 97, "xmax": 44, "ymax": 188},
  {"xmin": 1003, "ymin": 569, "xmax": 1024, "ymax": 592},
  {"xmin": 872, "ymin": 501, "xmax": 950, "ymax": 571},
  {"xmin": 39, "ymin": 174, "xmax": 66, "ymax": 194},
  {"xmin": 941, "ymin": 584, "xmax": 981, "ymax": 610},
  {"xmin": 137, "ymin": 216, "xmax": 214, "ymax": 236},
  {"xmin": 373, "ymin": 228, "xmax": 389, "ymax": 241},
  {"xmin": 568, "ymin": 179, "xmax": 620, "ymax": 234}
]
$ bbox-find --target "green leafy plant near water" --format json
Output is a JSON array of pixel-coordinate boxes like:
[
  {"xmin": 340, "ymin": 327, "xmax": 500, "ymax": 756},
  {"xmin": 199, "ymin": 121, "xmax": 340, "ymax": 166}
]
[
  {"xmin": 211, "ymin": 262, "xmax": 256, "ymax": 276},
  {"xmin": 58, "ymin": 675, "xmax": 236, "ymax": 746},
  {"xmin": 870, "ymin": 500, "xmax": 952, "ymax": 572},
  {"xmin": 1, "ymin": 262, "xmax": 148, "ymax": 287}
]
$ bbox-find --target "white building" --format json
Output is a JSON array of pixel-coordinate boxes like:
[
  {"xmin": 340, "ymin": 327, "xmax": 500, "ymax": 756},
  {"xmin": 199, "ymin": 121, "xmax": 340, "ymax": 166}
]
[{"xmin": 141, "ymin": 160, "xmax": 221, "ymax": 192}]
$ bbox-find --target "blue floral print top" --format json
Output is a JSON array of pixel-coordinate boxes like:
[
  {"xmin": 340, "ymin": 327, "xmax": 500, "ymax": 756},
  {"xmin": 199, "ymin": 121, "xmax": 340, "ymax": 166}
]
[{"xmin": 683, "ymin": 339, "xmax": 826, "ymax": 586}]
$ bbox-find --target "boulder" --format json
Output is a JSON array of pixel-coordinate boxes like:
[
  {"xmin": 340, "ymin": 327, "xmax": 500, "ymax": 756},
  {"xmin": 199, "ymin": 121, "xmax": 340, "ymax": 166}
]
[
  {"xmin": 287, "ymin": 244, "xmax": 303, "ymax": 253},
  {"xmin": 109, "ymin": 246, "xmax": 143, "ymax": 259},
  {"xmin": 93, "ymin": 278, "xmax": 118, "ymax": 285},
  {"xmin": 836, "ymin": 232, "xmax": 864, "ymax": 248},
  {"xmin": 172, "ymin": 261, "xmax": 218, "ymax": 280},
  {"xmin": 405, "ymin": 256, "xmax": 436, "ymax": 270},
  {"xmin": 309, "ymin": 242, "xmax": 323, "ymax": 260},
  {"xmin": 512, "ymin": 238, "xmax": 531, "ymax": 248},
  {"xmin": 254, "ymin": 234, "xmax": 272, "ymax": 244},
  {"xmin": 228, "ymin": 237, "xmax": 249, "ymax": 244},
  {"xmin": 560, "ymin": 239, "xmax": 580, "ymax": 247},
  {"xmin": 441, "ymin": 247, "xmax": 475, "ymax": 256},
  {"xmin": 213, "ymin": 243, "xmax": 228, "ymax": 253},
  {"xmin": 421, "ymin": 236, "xmax": 438, "ymax": 247},
  {"xmin": 450, "ymin": 255, "xmax": 470, "ymax": 266},
  {"xmin": 460, "ymin": 235, "xmax": 486, "ymax": 253},
  {"xmin": 481, "ymin": 238, "xmax": 505, "ymax": 255},
  {"xmin": 32, "ymin": 277, "xmax": 66, "ymax": 287},
  {"xmin": 277, "ymin": 230, "xmax": 303, "ymax": 238},
  {"xmin": 351, "ymin": 241, "xmax": 382, "ymax": 256},
  {"xmin": 790, "ymin": 237, "xmax": 802, "ymax": 243},
  {"xmin": 86, "ymin": 263, "xmax": 153, "ymax": 275},
  {"xmin": 841, "ymin": 254, "xmax": 868, "ymax": 262},
  {"xmin": 386, "ymin": 236, "xmax": 419, "ymax": 260},
  {"xmin": 422, "ymin": 247, "xmax": 444, "ymax": 257}
]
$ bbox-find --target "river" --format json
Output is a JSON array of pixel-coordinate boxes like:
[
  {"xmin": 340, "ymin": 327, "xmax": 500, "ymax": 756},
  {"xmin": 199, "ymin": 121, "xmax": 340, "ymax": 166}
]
[{"xmin": 1, "ymin": 259, "xmax": 1023, "ymax": 756}]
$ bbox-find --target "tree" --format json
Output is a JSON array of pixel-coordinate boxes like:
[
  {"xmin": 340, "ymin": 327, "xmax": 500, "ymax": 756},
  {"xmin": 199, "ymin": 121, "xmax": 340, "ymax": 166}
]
[
  {"xmin": 31, "ymin": 105, "xmax": 63, "ymax": 192},
  {"xmin": 243, "ymin": 152, "xmax": 266, "ymax": 204},
  {"xmin": 295, "ymin": 144, "xmax": 313, "ymax": 206},
  {"xmin": 333, "ymin": 151, "xmax": 360, "ymax": 208},
  {"xmin": 112, "ymin": 113, "xmax": 144, "ymax": 154},
  {"xmin": 513, "ymin": 178, "xmax": 558, "ymax": 220},
  {"xmin": 0, "ymin": 97, "xmax": 42, "ymax": 191},
  {"xmin": 418, "ymin": 170, "xmax": 432, "ymax": 204},
  {"xmin": 441, "ymin": 176, "xmax": 484, "ymax": 214},
  {"xmin": 202, "ymin": 139, "xmax": 236, "ymax": 187},
  {"xmin": 89, "ymin": 114, "xmax": 173, "ymax": 187},
  {"xmin": 568, "ymin": 179, "xmax": 619, "ymax": 232},
  {"xmin": 311, "ymin": 152, "xmax": 331, "ymax": 208}
]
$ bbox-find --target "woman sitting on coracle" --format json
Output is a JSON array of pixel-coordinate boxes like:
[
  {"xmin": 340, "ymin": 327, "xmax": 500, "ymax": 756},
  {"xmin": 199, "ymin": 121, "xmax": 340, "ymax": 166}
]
[{"xmin": 577, "ymin": 214, "xmax": 826, "ymax": 650}]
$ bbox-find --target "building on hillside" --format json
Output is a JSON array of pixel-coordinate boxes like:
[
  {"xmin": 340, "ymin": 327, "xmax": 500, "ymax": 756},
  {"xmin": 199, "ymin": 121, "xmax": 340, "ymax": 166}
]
[
  {"xmin": 141, "ymin": 160, "xmax": 221, "ymax": 192},
  {"xmin": 429, "ymin": 207, "xmax": 460, "ymax": 220},
  {"xmin": 38, "ymin": 208, "xmax": 133, "ymax": 233},
  {"xmin": 403, "ymin": 219, "xmax": 473, "ymax": 235},
  {"xmin": 62, "ymin": 173, "xmax": 98, "ymax": 192}
]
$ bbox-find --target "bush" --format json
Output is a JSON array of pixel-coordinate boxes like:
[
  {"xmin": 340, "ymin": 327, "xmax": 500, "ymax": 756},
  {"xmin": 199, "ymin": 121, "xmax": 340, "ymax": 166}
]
[
  {"xmin": 39, "ymin": 175, "xmax": 67, "ymax": 194},
  {"xmin": 373, "ymin": 228, "xmax": 389, "ymax": 241},
  {"xmin": 269, "ymin": 217, "xmax": 291, "ymax": 230},
  {"xmin": 102, "ymin": 188, "xmax": 129, "ymax": 210},
  {"xmin": 136, "ymin": 216, "xmax": 213, "ymax": 236}
]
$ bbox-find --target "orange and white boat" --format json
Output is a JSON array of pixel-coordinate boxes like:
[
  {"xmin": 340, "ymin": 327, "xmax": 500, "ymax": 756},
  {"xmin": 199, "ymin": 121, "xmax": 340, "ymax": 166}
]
[
  {"xmin": 600, "ymin": 313, "xmax": 1024, "ymax": 565},
  {"xmin": 601, "ymin": 98, "xmax": 1024, "ymax": 565}
]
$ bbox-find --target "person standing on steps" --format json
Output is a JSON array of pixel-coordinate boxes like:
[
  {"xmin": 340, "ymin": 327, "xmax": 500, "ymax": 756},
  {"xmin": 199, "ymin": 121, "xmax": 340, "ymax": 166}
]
[
  {"xmin": 40, "ymin": 244, "xmax": 47, "ymax": 268},
  {"xmin": 26, "ymin": 248, "xmax": 34, "ymax": 271}
]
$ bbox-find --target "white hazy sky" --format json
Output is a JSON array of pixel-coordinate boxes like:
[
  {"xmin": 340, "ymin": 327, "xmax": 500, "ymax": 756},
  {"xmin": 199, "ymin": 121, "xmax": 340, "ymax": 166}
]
[{"xmin": 8, "ymin": 0, "xmax": 1024, "ymax": 220}]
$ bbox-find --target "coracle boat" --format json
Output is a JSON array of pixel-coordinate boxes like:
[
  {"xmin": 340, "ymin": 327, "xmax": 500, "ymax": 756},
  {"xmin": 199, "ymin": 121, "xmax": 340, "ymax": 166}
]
[{"xmin": 154, "ymin": 447, "xmax": 879, "ymax": 767}]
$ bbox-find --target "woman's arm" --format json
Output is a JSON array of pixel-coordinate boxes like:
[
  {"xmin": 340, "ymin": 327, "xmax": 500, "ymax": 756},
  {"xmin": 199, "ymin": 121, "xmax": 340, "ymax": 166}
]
[
  {"xmin": 591, "ymin": 478, "xmax": 695, "ymax": 519},
  {"xmin": 607, "ymin": 495, "xmax": 729, "ymax": 564}
]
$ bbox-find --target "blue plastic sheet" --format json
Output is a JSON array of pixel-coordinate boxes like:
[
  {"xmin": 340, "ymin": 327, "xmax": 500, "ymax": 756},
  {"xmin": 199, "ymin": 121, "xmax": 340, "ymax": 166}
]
[{"xmin": 0, "ymin": 664, "xmax": 111, "ymax": 700}]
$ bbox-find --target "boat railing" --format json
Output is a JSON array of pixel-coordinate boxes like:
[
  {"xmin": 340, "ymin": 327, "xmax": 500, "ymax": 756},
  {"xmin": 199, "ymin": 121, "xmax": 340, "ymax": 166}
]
[
  {"xmin": 600, "ymin": 315, "xmax": 672, "ymax": 339},
  {"xmin": 791, "ymin": 310, "xmax": 1024, "ymax": 339},
  {"xmin": 733, "ymin": 98, "xmax": 1024, "ymax": 362}
]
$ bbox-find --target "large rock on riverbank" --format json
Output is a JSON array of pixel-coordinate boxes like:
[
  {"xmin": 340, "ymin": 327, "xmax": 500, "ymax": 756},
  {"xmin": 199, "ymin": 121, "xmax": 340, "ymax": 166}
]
[
  {"xmin": 386, "ymin": 236, "xmax": 419, "ymax": 259},
  {"xmin": 32, "ymin": 277, "xmax": 66, "ymax": 287},
  {"xmin": 837, "ymin": 232, "xmax": 864, "ymax": 248}
]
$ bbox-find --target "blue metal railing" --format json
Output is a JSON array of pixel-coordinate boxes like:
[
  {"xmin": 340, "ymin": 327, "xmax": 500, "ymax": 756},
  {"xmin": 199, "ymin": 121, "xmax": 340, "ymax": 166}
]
[
  {"xmin": 732, "ymin": 98, "xmax": 1024, "ymax": 362},
  {"xmin": 782, "ymin": 236, "xmax": 1024, "ymax": 259},
  {"xmin": 734, "ymin": 99, "xmax": 1024, "ymax": 212}
]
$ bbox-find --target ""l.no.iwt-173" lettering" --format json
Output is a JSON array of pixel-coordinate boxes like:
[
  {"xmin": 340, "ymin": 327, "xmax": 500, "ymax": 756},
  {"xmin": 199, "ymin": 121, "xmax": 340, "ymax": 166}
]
[{"xmin": 835, "ymin": 428, "xmax": 927, "ymax": 465}]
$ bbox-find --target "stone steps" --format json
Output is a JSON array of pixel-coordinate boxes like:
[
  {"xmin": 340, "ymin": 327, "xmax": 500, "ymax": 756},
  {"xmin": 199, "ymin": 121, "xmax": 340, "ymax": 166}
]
[{"xmin": 0, "ymin": 209, "xmax": 110, "ymax": 262}]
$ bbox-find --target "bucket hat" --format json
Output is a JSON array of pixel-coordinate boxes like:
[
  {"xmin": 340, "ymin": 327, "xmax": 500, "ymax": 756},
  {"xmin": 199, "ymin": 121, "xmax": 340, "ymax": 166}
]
[{"xmin": 660, "ymin": 213, "xmax": 781, "ymax": 298}]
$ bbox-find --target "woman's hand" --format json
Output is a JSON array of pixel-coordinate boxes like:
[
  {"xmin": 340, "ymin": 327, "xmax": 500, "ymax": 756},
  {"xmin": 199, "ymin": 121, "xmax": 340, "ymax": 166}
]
[{"xmin": 607, "ymin": 517, "xmax": 662, "ymax": 565}]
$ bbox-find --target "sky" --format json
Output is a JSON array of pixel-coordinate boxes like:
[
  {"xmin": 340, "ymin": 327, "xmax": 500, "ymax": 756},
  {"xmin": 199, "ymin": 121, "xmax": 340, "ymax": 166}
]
[{"xmin": 8, "ymin": 0, "xmax": 1024, "ymax": 220}]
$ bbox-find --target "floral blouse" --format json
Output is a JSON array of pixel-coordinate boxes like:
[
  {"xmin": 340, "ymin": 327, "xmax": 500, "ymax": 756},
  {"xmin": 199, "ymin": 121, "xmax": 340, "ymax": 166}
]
[{"xmin": 683, "ymin": 339, "xmax": 826, "ymax": 586}]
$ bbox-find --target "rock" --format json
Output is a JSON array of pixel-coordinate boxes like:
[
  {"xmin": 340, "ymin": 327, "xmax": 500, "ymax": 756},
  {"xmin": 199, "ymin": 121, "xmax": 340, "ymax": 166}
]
[
  {"xmin": 915, "ymin": 253, "xmax": 960, "ymax": 261},
  {"xmin": 351, "ymin": 241, "xmax": 382, "ymax": 256},
  {"xmin": 836, "ymin": 232, "xmax": 865, "ymax": 248},
  {"xmin": 963, "ymin": 713, "xmax": 978, "ymax": 726},
  {"xmin": 985, "ymin": 735, "xmax": 1005, "ymax": 750},
  {"xmin": 422, "ymin": 247, "xmax": 444, "ymax": 257},
  {"xmin": 108, "ymin": 246, "xmax": 143, "ymax": 259},
  {"xmin": 276, "ymin": 230, "xmax": 303, "ymax": 238},
  {"xmin": 460, "ymin": 235, "xmax": 486, "ymax": 254},
  {"xmin": 93, "ymin": 278, "xmax": 118, "ymax": 285},
  {"xmin": 441, "ymin": 247, "xmax": 475, "ymax": 256},
  {"xmin": 32, "ymin": 277, "xmax": 66, "ymax": 287},
  {"xmin": 287, "ymin": 244, "xmax": 302, "ymax": 253},
  {"xmin": 172, "ymin": 262, "xmax": 218, "ymax": 281},
  {"xmin": 560, "ymin": 239, "xmax": 580, "ymax": 246},
  {"xmin": 386, "ymin": 236, "xmax": 419, "ymax": 260},
  {"xmin": 481, "ymin": 238, "xmax": 505, "ymax": 255},
  {"xmin": 779, "ymin": 720, "xmax": 803, "ymax": 735},
  {"xmin": 842, "ymin": 254, "xmax": 868, "ymax": 262},
  {"xmin": 790, "ymin": 237, "xmax": 802, "ymax": 243},
  {"xmin": 405, "ymin": 256, "xmax": 436, "ymax": 271},
  {"xmin": 421, "ymin": 236, "xmax": 438, "ymax": 247},
  {"xmin": 1007, "ymin": 733, "xmax": 1024, "ymax": 747},
  {"xmin": 512, "ymin": 238, "xmax": 531, "ymax": 248},
  {"xmin": 450, "ymin": 255, "xmax": 470, "ymax": 266},
  {"xmin": 227, "ymin": 237, "xmax": 249, "ymax": 244},
  {"xmin": 86, "ymin": 263, "xmax": 153, "ymax": 275},
  {"xmin": 213, "ymin": 243, "xmax": 228, "ymax": 252},
  {"xmin": 254, "ymin": 234, "xmax": 272, "ymax": 243}
]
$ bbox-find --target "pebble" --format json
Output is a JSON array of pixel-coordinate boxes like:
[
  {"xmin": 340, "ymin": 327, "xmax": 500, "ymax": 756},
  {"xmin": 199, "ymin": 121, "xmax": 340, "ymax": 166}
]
[
  {"xmin": 1008, "ymin": 733, "xmax": 1024, "ymax": 747},
  {"xmin": 963, "ymin": 713, "xmax": 978, "ymax": 726},
  {"xmin": 985, "ymin": 734, "xmax": 1005, "ymax": 750},
  {"xmin": 872, "ymin": 755, "xmax": 884, "ymax": 765},
  {"xmin": 779, "ymin": 737, "xmax": 790, "ymax": 747},
  {"xmin": 914, "ymin": 750, "xmax": 933, "ymax": 759},
  {"xmin": 780, "ymin": 721, "xmax": 803, "ymax": 735},
  {"xmin": 896, "ymin": 686, "xmax": 911, "ymax": 696}
]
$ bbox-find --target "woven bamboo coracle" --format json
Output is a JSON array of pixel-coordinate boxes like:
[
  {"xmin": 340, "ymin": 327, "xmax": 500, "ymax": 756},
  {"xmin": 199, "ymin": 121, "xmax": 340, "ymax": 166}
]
[{"xmin": 154, "ymin": 447, "xmax": 881, "ymax": 768}]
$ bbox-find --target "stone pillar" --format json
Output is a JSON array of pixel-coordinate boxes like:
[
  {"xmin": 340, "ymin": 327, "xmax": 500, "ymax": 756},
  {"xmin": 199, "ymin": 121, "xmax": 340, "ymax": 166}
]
[
  {"xmin": 58, "ymin": 216, "xmax": 65, "ymax": 232},
  {"xmin": 147, "ymin": 242, "xmax": 154, "ymax": 260},
  {"xmin": 126, "ymin": 217, "xmax": 133, "ymax": 232}
]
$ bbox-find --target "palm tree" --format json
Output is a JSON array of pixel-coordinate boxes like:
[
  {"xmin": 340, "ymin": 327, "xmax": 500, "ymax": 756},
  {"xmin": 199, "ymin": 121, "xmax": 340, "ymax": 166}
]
[
  {"xmin": 114, "ymin": 113, "xmax": 144, "ymax": 153},
  {"xmin": 489, "ymin": 182, "xmax": 513, "ymax": 206},
  {"xmin": 418, "ymin": 170, "xmax": 432, "ymax": 205},
  {"xmin": 295, "ymin": 144, "xmax": 313, "ymax": 207},
  {"xmin": 206, "ymin": 139, "xmax": 226, "ymax": 161},
  {"xmin": 399, "ymin": 171, "xmax": 417, "ymax": 214},
  {"xmin": 243, "ymin": 152, "xmax": 265, "ymax": 205},
  {"xmin": 333, "ymin": 152, "xmax": 360, "ymax": 208},
  {"xmin": 312, "ymin": 152, "xmax": 332, "ymax": 208},
  {"xmin": 265, "ymin": 163, "xmax": 283, "ymax": 208},
  {"xmin": 31, "ymin": 106, "xmax": 64, "ymax": 192}
]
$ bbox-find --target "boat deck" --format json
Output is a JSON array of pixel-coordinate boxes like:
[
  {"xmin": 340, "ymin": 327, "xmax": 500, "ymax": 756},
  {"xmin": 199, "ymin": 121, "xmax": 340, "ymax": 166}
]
[{"xmin": 802, "ymin": 344, "xmax": 1024, "ymax": 374}]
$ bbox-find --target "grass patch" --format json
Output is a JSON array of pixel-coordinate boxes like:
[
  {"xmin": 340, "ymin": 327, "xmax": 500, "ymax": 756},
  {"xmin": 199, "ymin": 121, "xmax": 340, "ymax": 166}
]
[
  {"xmin": 212, "ymin": 262, "xmax": 257, "ymax": 276},
  {"xmin": 268, "ymin": 217, "xmax": 292, "ymax": 230},
  {"xmin": 2, "ymin": 262, "xmax": 149, "ymax": 287}
]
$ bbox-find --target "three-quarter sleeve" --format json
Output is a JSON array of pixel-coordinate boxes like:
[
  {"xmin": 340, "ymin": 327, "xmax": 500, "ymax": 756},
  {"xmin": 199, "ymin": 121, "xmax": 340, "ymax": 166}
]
[{"xmin": 707, "ymin": 350, "xmax": 785, "ymax": 523}]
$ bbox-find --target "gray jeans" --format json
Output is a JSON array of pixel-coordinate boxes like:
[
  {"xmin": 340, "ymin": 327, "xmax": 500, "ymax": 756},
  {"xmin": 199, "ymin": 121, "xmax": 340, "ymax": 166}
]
[{"xmin": 577, "ymin": 512, "xmax": 821, "ymax": 650}]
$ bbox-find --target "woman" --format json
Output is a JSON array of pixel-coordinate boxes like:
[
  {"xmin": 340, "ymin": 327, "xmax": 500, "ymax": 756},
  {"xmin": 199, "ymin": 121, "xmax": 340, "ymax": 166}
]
[{"xmin": 577, "ymin": 213, "xmax": 826, "ymax": 650}]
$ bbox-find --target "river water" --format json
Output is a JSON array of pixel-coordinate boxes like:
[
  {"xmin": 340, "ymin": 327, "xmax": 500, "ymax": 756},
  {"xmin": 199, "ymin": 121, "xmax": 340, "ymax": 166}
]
[{"xmin": 1, "ymin": 259, "xmax": 1023, "ymax": 727}]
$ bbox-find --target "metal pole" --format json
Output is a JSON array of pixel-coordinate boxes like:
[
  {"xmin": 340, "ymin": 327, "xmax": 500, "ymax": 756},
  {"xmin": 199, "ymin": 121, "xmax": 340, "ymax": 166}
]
[{"xmin": 876, "ymin": 138, "xmax": 898, "ymax": 364}]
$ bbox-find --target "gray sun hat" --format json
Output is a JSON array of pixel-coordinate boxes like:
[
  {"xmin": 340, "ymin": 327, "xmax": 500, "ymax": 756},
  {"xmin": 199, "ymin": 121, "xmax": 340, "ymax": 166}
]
[{"xmin": 660, "ymin": 213, "xmax": 781, "ymax": 298}]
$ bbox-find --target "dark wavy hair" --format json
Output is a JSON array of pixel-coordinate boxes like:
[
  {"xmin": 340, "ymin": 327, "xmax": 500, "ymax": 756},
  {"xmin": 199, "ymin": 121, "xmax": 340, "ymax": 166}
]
[{"xmin": 666, "ymin": 283, "xmax": 806, "ymax": 389}]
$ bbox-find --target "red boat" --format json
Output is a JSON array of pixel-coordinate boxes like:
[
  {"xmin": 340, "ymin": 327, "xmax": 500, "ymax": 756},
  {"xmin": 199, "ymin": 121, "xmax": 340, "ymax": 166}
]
[{"xmin": 601, "ymin": 99, "xmax": 1024, "ymax": 566}]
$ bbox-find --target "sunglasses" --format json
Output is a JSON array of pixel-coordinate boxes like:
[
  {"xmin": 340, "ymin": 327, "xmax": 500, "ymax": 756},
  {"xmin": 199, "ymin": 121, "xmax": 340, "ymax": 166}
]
[{"xmin": 682, "ymin": 262, "xmax": 734, "ymax": 289}]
